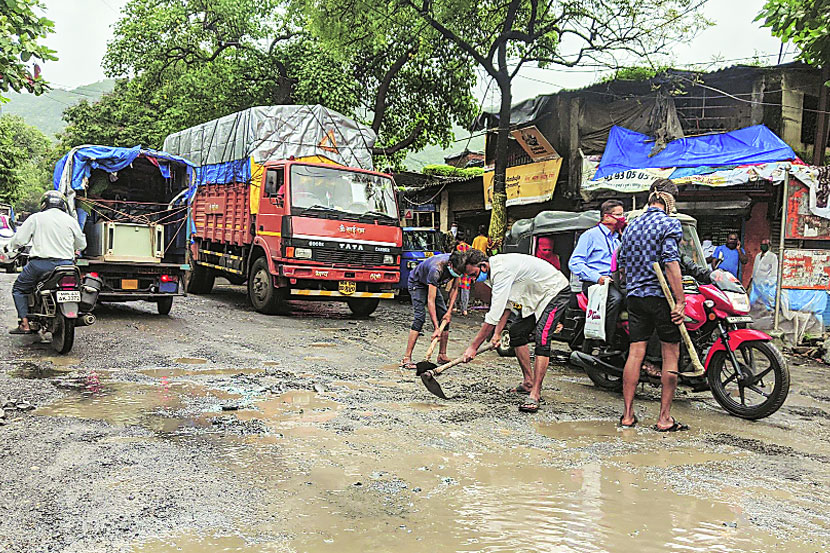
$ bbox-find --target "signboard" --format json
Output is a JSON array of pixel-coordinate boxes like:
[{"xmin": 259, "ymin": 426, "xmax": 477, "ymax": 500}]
[
  {"xmin": 580, "ymin": 151, "xmax": 674, "ymax": 195},
  {"xmin": 781, "ymin": 249, "xmax": 830, "ymax": 290},
  {"xmin": 404, "ymin": 209, "xmax": 413, "ymax": 219},
  {"xmin": 510, "ymin": 126, "xmax": 560, "ymax": 161},
  {"xmin": 483, "ymin": 158, "xmax": 563, "ymax": 210},
  {"xmin": 785, "ymin": 178, "xmax": 830, "ymax": 240}
]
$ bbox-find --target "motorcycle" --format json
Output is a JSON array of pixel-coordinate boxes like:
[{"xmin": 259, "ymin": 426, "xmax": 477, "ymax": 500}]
[
  {"xmin": 6, "ymin": 249, "xmax": 102, "ymax": 354},
  {"xmin": 568, "ymin": 268, "xmax": 790, "ymax": 420}
]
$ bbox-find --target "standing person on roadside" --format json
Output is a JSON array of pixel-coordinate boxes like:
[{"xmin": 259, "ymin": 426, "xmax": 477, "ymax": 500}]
[
  {"xmin": 455, "ymin": 241, "xmax": 473, "ymax": 316},
  {"xmin": 617, "ymin": 179, "xmax": 688, "ymax": 431},
  {"xmin": 400, "ymin": 250, "xmax": 463, "ymax": 370},
  {"xmin": 455, "ymin": 250, "xmax": 571, "ymax": 413},
  {"xmin": 569, "ymin": 199, "xmax": 626, "ymax": 348},
  {"xmin": 712, "ymin": 233, "xmax": 748, "ymax": 279},
  {"xmin": 471, "ymin": 225, "xmax": 489, "ymax": 253}
]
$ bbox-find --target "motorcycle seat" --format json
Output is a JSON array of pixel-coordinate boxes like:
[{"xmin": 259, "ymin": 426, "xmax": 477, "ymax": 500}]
[{"xmin": 35, "ymin": 265, "xmax": 80, "ymax": 290}]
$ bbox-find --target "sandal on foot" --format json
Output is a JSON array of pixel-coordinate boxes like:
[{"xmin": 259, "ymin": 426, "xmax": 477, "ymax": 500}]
[
  {"xmin": 400, "ymin": 359, "xmax": 417, "ymax": 370},
  {"xmin": 518, "ymin": 398, "xmax": 540, "ymax": 413},
  {"xmin": 436, "ymin": 356, "xmax": 452, "ymax": 365},
  {"xmin": 506, "ymin": 384, "xmax": 531, "ymax": 395},
  {"xmin": 654, "ymin": 418, "xmax": 689, "ymax": 432},
  {"xmin": 619, "ymin": 415, "xmax": 638, "ymax": 428},
  {"xmin": 8, "ymin": 326, "xmax": 33, "ymax": 335}
]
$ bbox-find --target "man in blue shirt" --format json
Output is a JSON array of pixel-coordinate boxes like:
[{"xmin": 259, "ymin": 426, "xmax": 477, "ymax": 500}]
[
  {"xmin": 712, "ymin": 233, "xmax": 747, "ymax": 279},
  {"xmin": 617, "ymin": 179, "xmax": 688, "ymax": 432},
  {"xmin": 401, "ymin": 251, "xmax": 462, "ymax": 369},
  {"xmin": 569, "ymin": 199, "xmax": 625, "ymax": 345}
]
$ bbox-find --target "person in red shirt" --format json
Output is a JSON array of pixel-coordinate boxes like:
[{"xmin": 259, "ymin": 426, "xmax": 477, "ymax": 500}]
[{"xmin": 535, "ymin": 236, "xmax": 560, "ymax": 270}]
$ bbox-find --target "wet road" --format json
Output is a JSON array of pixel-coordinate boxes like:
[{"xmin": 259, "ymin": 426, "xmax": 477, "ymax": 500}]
[{"xmin": 0, "ymin": 275, "xmax": 828, "ymax": 553}]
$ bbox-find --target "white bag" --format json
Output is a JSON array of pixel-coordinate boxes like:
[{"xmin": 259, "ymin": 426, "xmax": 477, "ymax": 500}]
[{"xmin": 584, "ymin": 282, "xmax": 609, "ymax": 341}]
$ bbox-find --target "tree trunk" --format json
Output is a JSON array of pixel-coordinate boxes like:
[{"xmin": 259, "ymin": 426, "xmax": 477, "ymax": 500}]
[{"xmin": 488, "ymin": 78, "xmax": 512, "ymax": 252}]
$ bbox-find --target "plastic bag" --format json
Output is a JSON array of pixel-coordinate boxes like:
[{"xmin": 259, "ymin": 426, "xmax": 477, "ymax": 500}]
[{"xmin": 584, "ymin": 282, "xmax": 609, "ymax": 341}]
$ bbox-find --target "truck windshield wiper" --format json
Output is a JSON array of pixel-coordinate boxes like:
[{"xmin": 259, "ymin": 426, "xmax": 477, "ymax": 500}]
[
  {"xmin": 359, "ymin": 210, "xmax": 395, "ymax": 221},
  {"xmin": 299, "ymin": 204, "xmax": 339, "ymax": 217}
]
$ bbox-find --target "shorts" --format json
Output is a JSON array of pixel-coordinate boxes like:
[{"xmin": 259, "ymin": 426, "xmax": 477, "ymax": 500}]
[
  {"xmin": 627, "ymin": 295, "xmax": 680, "ymax": 344},
  {"xmin": 409, "ymin": 286, "xmax": 449, "ymax": 332},
  {"xmin": 507, "ymin": 288, "xmax": 571, "ymax": 357}
]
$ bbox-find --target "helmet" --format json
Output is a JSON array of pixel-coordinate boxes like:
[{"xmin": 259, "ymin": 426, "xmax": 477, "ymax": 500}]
[{"xmin": 40, "ymin": 190, "xmax": 68, "ymax": 212}]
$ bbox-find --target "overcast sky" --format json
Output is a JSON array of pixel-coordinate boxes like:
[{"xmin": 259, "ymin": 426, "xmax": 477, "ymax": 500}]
[{"xmin": 40, "ymin": 0, "xmax": 793, "ymax": 102}]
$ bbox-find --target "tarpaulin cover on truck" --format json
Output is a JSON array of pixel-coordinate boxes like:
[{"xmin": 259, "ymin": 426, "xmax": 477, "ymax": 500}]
[
  {"xmin": 593, "ymin": 125, "xmax": 796, "ymax": 180},
  {"xmin": 161, "ymin": 105, "xmax": 377, "ymax": 188}
]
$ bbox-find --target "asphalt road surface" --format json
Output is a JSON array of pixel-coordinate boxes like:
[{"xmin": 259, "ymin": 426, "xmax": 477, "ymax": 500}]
[{"xmin": 0, "ymin": 275, "xmax": 828, "ymax": 553}]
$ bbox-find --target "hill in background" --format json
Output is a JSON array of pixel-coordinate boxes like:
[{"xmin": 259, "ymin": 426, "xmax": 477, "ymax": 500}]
[{"xmin": 0, "ymin": 80, "xmax": 116, "ymax": 138}]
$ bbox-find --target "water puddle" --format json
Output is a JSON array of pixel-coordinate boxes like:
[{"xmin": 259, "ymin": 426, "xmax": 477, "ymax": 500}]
[
  {"xmin": 139, "ymin": 367, "xmax": 264, "ymax": 378},
  {"xmin": 309, "ymin": 342, "xmax": 337, "ymax": 348},
  {"xmin": 131, "ymin": 533, "xmax": 279, "ymax": 552},
  {"xmin": 536, "ymin": 419, "xmax": 626, "ymax": 441},
  {"xmin": 9, "ymin": 362, "xmax": 69, "ymax": 380},
  {"xmin": 174, "ymin": 357, "xmax": 208, "ymax": 364}
]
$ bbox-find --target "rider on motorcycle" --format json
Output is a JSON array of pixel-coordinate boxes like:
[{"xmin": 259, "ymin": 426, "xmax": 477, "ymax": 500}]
[{"xmin": 7, "ymin": 191, "xmax": 86, "ymax": 335}]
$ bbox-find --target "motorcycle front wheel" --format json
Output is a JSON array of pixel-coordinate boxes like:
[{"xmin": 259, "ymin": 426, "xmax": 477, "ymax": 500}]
[
  {"xmin": 707, "ymin": 340, "xmax": 789, "ymax": 419},
  {"xmin": 51, "ymin": 315, "xmax": 75, "ymax": 354}
]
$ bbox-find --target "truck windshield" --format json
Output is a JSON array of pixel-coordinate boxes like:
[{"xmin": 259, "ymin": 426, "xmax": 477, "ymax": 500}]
[
  {"xmin": 290, "ymin": 164, "xmax": 397, "ymax": 220},
  {"xmin": 403, "ymin": 230, "xmax": 438, "ymax": 251}
]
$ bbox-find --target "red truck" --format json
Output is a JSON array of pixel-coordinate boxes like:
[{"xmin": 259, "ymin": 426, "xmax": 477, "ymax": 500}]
[{"xmin": 187, "ymin": 160, "xmax": 402, "ymax": 316}]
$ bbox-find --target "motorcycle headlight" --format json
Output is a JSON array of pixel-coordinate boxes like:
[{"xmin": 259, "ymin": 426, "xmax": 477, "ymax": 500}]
[
  {"xmin": 724, "ymin": 291, "xmax": 750, "ymax": 314},
  {"xmin": 294, "ymin": 247, "xmax": 312, "ymax": 260},
  {"xmin": 383, "ymin": 255, "xmax": 395, "ymax": 265}
]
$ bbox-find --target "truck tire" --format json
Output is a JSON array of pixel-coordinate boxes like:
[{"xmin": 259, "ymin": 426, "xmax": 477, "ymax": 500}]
[
  {"xmin": 187, "ymin": 263, "xmax": 215, "ymax": 294},
  {"xmin": 347, "ymin": 298, "xmax": 380, "ymax": 317},
  {"xmin": 248, "ymin": 257, "xmax": 288, "ymax": 314},
  {"xmin": 156, "ymin": 297, "xmax": 174, "ymax": 315}
]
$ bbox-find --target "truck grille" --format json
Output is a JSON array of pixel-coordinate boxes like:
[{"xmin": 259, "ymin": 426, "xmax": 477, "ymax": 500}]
[{"xmin": 313, "ymin": 250, "xmax": 386, "ymax": 266}]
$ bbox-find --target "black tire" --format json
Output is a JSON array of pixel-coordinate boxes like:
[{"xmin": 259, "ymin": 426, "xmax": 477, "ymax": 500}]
[
  {"xmin": 187, "ymin": 263, "xmax": 215, "ymax": 294},
  {"xmin": 156, "ymin": 296, "xmax": 174, "ymax": 315},
  {"xmin": 707, "ymin": 340, "xmax": 789, "ymax": 420},
  {"xmin": 5, "ymin": 262, "xmax": 17, "ymax": 274},
  {"xmin": 584, "ymin": 366, "xmax": 624, "ymax": 391},
  {"xmin": 248, "ymin": 257, "xmax": 287, "ymax": 314},
  {"xmin": 51, "ymin": 315, "xmax": 75, "ymax": 354},
  {"xmin": 496, "ymin": 327, "xmax": 515, "ymax": 357},
  {"xmin": 347, "ymin": 298, "xmax": 380, "ymax": 317}
]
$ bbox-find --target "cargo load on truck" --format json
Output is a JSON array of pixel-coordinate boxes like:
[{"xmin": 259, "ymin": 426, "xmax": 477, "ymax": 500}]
[
  {"xmin": 54, "ymin": 145, "xmax": 195, "ymax": 314},
  {"xmin": 163, "ymin": 105, "xmax": 402, "ymax": 317}
]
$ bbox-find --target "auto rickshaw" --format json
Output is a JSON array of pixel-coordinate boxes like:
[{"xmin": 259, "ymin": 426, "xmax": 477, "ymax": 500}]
[{"xmin": 396, "ymin": 227, "xmax": 443, "ymax": 293}]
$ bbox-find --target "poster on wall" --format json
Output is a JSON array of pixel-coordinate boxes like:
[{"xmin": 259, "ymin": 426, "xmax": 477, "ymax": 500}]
[
  {"xmin": 483, "ymin": 158, "xmax": 563, "ymax": 210},
  {"xmin": 510, "ymin": 126, "xmax": 560, "ymax": 161},
  {"xmin": 781, "ymin": 249, "xmax": 830, "ymax": 290},
  {"xmin": 785, "ymin": 178, "xmax": 830, "ymax": 240}
]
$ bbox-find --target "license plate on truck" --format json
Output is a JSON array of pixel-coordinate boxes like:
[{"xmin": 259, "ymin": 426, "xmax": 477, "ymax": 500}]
[
  {"xmin": 56, "ymin": 291, "xmax": 81, "ymax": 303},
  {"xmin": 121, "ymin": 279, "xmax": 139, "ymax": 290}
]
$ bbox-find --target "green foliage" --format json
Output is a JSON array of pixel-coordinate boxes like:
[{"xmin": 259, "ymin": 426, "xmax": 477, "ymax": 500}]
[
  {"xmin": 422, "ymin": 164, "xmax": 484, "ymax": 178},
  {"xmin": 757, "ymin": 1, "xmax": 830, "ymax": 67},
  {"xmin": 0, "ymin": 0, "xmax": 56, "ymax": 97},
  {"xmin": 0, "ymin": 114, "xmax": 52, "ymax": 206}
]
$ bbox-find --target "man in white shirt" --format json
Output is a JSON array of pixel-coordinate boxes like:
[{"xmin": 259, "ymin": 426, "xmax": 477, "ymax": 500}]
[
  {"xmin": 455, "ymin": 250, "xmax": 571, "ymax": 413},
  {"xmin": 7, "ymin": 191, "xmax": 86, "ymax": 334}
]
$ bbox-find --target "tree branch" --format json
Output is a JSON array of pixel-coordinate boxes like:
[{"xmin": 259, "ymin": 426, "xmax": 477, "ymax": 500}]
[
  {"xmin": 371, "ymin": 121, "xmax": 425, "ymax": 155},
  {"xmin": 371, "ymin": 47, "xmax": 415, "ymax": 133}
]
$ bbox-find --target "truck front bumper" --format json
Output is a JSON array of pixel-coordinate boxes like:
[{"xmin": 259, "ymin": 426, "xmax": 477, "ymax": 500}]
[{"xmin": 280, "ymin": 264, "xmax": 399, "ymax": 284}]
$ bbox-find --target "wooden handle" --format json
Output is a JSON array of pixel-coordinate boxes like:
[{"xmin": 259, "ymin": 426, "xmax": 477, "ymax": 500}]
[
  {"xmin": 424, "ymin": 319, "xmax": 449, "ymax": 361},
  {"xmin": 433, "ymin": 343, "xmax": 496, "ymax": 376},
  {"xmin": 652, "ymin": 262, "xmax": 705, "ymax": 375}
]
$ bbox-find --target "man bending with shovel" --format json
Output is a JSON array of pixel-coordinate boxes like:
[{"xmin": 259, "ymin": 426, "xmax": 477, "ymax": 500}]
[{"xmin": 456, "ymin": 250, "xmax": 571, "ymax": 413}]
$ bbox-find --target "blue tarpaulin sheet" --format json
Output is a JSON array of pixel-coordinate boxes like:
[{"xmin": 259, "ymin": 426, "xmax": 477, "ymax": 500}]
[
  {"xmin": 53, "ymin": 145, "xmax": 195, "ymax": 191},
  {"xmin": 593, "ymin": 125, "xmax": 796, "ymax": 180}
]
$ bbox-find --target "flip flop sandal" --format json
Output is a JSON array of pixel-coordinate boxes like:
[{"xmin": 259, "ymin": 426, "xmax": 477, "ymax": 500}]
[
  {"xmin": 8, "ymin": 327, "xmax": 34, "ymax": 335},
  {"xmin": 400, "ymin": 360, "xmax": 417, "ymax": 370},
  {"xmin": 518, "ymin": 398, "xmax": 540, "ymax": 413},
  {"xmin": 619, "ymin": 414, "xmax": 639, "ymax": 428},
  {"xmin": 654, "ymin": 418, "xmax": 689, "ymax": 432},
  {"xmin": 506, "ymin": 385, "xmax": 531, "ymax": 395}
]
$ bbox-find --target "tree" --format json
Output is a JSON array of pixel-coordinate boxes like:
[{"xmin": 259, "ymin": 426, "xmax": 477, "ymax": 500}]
[
  {"xmin": 0, "ymin": 0, "xmax": 56, "ymax": 97},
  {"xmin": 402, "ymin": 0, "xmax": 709, "ymax": 243},
  {"xmin": 0, "ymin": 114, "xmax": 51, "ymax": 206},
  {"xmin": 757, "ymin": 1, "xmax": 830, "ymax": 67}
]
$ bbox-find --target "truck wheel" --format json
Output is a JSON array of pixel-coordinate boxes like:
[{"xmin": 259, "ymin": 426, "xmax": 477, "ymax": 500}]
[
  {"xmin": 347, "ymin": 298, "xmax": 380, "ymax": 317},
  {"xmin": 248, "ymin": 257, "xmax": 288, "ymax": 314},
  {"xmin": 156, "ymin": 297, "xmax": 174, "ymax": 315},
  {"xmin": 187, "ymin": 263, "xmax": 215, "ymax": 294}
]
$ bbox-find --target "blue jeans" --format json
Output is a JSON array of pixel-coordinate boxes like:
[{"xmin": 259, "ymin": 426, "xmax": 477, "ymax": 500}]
[
  {"xmin": 13, "ymin": 258, "xmax": 73, "ymax": 320},
  {"xmin": 409, "ymin": 286, "xmax": 449, "ymax": 332}
]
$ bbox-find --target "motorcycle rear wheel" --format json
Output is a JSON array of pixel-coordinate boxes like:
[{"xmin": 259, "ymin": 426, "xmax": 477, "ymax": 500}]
[
  {"xmin": 707, "ymin": 340, "xmax": 789, "ymax": 420},
  {"xmin": 51, "ymin": 315, "xmax": 75, "ymax": 354}
]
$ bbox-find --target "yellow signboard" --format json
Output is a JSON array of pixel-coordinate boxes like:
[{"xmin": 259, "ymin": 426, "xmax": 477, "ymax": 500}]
[{"xmin": 483, "ymin": 158, "xmax": 563, "ymax": 210}]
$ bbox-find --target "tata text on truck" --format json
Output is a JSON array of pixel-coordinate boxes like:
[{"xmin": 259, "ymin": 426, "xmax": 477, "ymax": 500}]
[
  {"xmin": 163, "ymin": 105, "xmax": 402, "ymax": 316},
  {"xmin": 54, "ymin": 146, "xmax": 194, "ymax": 314}
]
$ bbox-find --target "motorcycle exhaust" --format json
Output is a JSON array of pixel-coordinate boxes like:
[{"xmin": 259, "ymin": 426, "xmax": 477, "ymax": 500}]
[
  {"xmin": 77, "ymin": 313, "xmax": 96, "ymax": 327},
  {"xmin": 569, "ymin": 351, "xmax": 625, "ymax": 377}
]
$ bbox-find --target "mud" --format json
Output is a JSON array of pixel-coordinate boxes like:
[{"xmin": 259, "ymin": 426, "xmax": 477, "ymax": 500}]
[{"xmin": 0, "ymin": 275, "xmax": 828, "ymax": 552}]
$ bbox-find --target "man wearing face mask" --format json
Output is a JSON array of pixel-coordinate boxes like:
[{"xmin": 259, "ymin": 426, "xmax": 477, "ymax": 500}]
[
  {"xmin": 569, "ymin": 199, "xmax": 626, "ymax": 347},
  {"xmin": 444, "ymin": 222, "xmax": 459, "ymax": 252},
  {"xmin": 456, "ymin": 250, "xmax": 571, "ymax": 413},
  {"xmin": 712, "ymin": 233, "xmax": 748, "ymax": 279}
]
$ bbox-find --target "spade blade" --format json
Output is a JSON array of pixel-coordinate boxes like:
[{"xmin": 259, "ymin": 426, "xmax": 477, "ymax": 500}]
[
  {"xmin": 415, "ymin": 360, "xmax": 437, "ymax": 376},
  {"xmin": 420, "ymin": 371, "xmax": 448, "ymax": 400}
]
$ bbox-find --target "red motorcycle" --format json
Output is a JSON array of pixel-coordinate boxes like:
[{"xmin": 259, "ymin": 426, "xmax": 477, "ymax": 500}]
[{"xmin": 569, "ymin": 269, "xmax": 790, "ymax": 420}]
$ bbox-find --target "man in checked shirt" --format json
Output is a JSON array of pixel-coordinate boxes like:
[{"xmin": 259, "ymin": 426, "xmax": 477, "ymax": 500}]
[{"xmin": 616, "ymin": 179, "xmax": 689, "ymax": 432}]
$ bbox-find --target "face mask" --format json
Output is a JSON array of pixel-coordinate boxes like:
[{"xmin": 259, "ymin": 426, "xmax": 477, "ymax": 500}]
[
  {"xmin": 612, "ymin": 215, "xmax": 626, "ymax": 232},
  {"xmin": 448, "ymin": 266, "xmax": 461, "ymax": 278},
  {"xmin": 476, "ymin": 268, "xmax": 488, "ymax": 283},
  {"xmin": 760, "ymin": 244, "xmax": 770, "ymax": 253},
  {"xmin": 450, "ymin": 226, "xmax": 458, "ymax": 237}
]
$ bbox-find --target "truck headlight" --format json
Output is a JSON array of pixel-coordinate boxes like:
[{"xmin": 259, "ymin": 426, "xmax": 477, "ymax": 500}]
[
  {"xmin": 383, "ymin": 254, "xmax": 395, "ymax": 265},
  {"xmin": 294, "ymin": 248, "xmax": 312, "ymax": 259}
]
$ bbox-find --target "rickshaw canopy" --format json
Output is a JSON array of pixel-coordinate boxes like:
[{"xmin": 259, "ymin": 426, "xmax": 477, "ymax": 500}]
[{"xmin": 506, "ymin": 210, "xmax": 600, "ymax": 244}]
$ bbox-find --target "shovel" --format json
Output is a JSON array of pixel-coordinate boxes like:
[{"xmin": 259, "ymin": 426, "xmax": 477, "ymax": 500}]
[
  {"xmin": 420, "ymin": 343, "xmax": 497, "ymax": 400},
  {"xmin": 652, "ymin": 262, "xmax": 705, "ymax": 377},
  {"xmin": 414, "ymin": 319, "xmax": 448, "ymax": 375}
]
